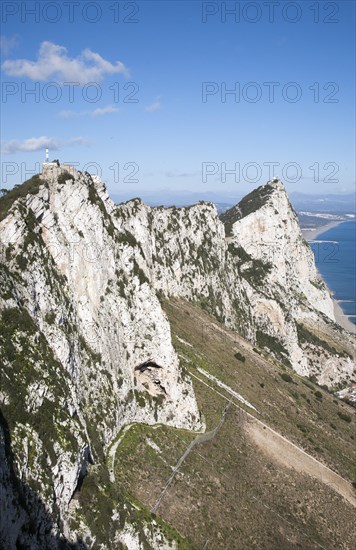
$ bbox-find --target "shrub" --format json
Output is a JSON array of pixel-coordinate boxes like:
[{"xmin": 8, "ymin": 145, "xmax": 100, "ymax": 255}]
[
  {"xmin": 234, "ymin": 352, "xmax": 246, "ymax": 363},
  {"xmin": 88, "ymin": 184, "xmax": 97, "ymax": 205},
  {"xmin": 16, "ymin": 254, "xmax": 28, "ymax": 270},
  {"xmin": 256, "ymin": 330, "xmax": 288, "ymax": 357},
  {"xmin": 297, "ymin": 423, "xmax": 308, "ymax": 434},
  {"xmin": 228, "ymin": 244, "xmax": 250, "ymax": 261},
  {"xmin": 337, "ymin": 412, "xmax": 352, "ymax": 423},
  {"xmin": 242, "ymin": 258, "xmax": 273, "ymax": 287},
  {"xmin": 117, "ymin": 230, "xmax": 131, "ymax": 245},
  {"xmin": 58, "ymin": 171, "xmax": 75, "ymax": 184},
  {"xmin": 134, "ymin": 391, "xmax": 146, "ymax": 408},
  {"xmin": 45, "ymin": 311, "xmax": 56, "ymax": 324},
  {"xmin": 314, "ymin": 390, "xmax": 323, "ymax": 400},
  {"xmin": 280, "ymin": 372, "xmax": 293, "ymax": 383},
  {"xmin": 133, "ymin": 260, "xmax": 149, "ymax": 285}
]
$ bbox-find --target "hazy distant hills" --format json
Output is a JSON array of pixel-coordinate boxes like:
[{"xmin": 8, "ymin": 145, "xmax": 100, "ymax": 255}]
[{"xmin": 290, "ymin": 192, "xmax": 356, "ymax": 215}]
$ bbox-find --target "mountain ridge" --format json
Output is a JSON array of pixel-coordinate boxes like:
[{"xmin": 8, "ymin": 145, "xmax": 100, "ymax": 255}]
[{"xmin": 0, "ymin": 163, "xmax": 355, "ymax": 548}]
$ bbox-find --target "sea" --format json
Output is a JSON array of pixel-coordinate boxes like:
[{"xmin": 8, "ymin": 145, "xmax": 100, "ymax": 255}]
[{"xmin": 309, "ymin": 220, "xmax": 356, "ymax": 325}]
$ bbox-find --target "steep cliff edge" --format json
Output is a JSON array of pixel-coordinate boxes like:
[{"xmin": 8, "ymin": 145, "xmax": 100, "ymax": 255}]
[
  {"xmin": 219, "ymin": 179, "xmax": 355, "ymax": 383},
  {"xmin": 0, "ymin": 168, "xmax": 201, "ymax": 548},
  {"xmin": 0, "ymin": 167, "xmax": 354, "ymax": 548},
  {"xmin": 116, "ymin": 179, "xmax": 354, "ymax": 386}
]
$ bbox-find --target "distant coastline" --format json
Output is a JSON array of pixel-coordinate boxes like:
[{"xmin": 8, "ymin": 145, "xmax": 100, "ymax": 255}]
[
  {"xmin": 332, "ymin": 298, "xmax": 356, "ymax": 334},
  {"xmin": 301, "ymin": 220, "xmax": 345, "ymax": 242},
  {"xmin": 301, "ymin": 221, "xmax": 356, "ymax": 334}
]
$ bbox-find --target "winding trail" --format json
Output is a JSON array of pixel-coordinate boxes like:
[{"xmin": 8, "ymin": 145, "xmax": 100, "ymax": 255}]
[
  {"xmin": 151, "ymin": 403, "xmax": 232, "ymax": 514},
  {"xmin": 108, "ymin": 306, "xmax": 355, "ymax": 509},
  {"xmin": 108, "ymin": 424, "xmax": 132, "ymax": 483},
  {"xmin": 188, "ymin": 369, "xmax": 356, "ymax": 508}
]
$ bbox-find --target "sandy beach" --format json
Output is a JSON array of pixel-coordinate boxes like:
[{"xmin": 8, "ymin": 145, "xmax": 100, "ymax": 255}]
[
  {"xmin": 332, "ymin": 299, "xmax": 356, "ymax": 334},
  {"xmin": 301, "ymin": 220, "xmax": 356, "ymax": 334},
  {"xmin": 301, "ymin": 220, "xmax": 345, "ymax": 242}
]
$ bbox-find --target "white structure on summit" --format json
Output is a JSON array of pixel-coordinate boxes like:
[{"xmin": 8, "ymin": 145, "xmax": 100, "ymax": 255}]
[{"xmin": 41, "ymin": 151, "xmax": 75, "ymax": 182}]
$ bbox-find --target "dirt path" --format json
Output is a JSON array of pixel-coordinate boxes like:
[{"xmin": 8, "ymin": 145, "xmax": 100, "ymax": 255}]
[
  {"xmin": 246, "ymin": 421, "xmax": 356, "ymax": 507},
  {"xmin": 151, "ymin": 403, "xmax": 231, "ymax": 514},
  {"xmin": 189, "ymin": 369, "xmax": 356, "ymax": 508},
  {"xmin": 107, "ymin": 424, "xmax": 132, "ymax": 483},
  {"xmin": 187, "ymin": 317, "xmax": 356, "ymax": 507}
]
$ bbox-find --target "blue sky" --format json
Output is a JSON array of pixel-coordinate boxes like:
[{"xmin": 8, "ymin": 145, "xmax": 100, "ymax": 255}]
[{"xmin": 1, "ymin": 0, "xmax": 355, "ymax": 199}]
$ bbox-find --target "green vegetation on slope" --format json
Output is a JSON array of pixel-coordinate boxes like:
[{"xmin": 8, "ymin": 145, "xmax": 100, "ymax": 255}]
[
  {"xmin": 220, "ymin": 184, "xmax": 274, "ymax": 235},
  {"xmin": 296, "ymin": 322, "xmax": 351, "ymax": 358},
  {"xmin": 0, "ymin": 174, "xmax": 46, "ymax": 221},
  {"xmin": 111, "ymin": 299, "xmax": 356, "ymax": 550},
  {"xmin": 227, "ymin": 243, "xmax": 273, "ymax": 288},
  {"xmin": 0, "ymin": 305, "xmax": 83, "ymax": 503}
]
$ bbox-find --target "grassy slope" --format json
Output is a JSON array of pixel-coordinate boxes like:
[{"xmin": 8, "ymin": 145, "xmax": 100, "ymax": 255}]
[{"xmin": 114, "ymin": 298, "xmax": 356, "ymax": 550}]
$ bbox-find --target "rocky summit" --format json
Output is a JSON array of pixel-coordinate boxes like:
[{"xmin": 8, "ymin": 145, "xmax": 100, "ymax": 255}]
[{"xmin": 0, "ymin": 164, "xmax": 355, "ymax": 549}]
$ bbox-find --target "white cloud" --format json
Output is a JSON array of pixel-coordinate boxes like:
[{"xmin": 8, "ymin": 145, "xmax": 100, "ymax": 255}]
[
  {"xmin": 0, "ymin": 35, "xmax": 20, "ymax": 56},
  {"xmin": 145, "ymin": 100, "xmax": 161, "ymax": 112},
  {"xmin": 1, "ymin": 136, "xmax": 89, "ymax": 154},
  {"xmin": 59, "ymin": 104, "xmax": 119, "ymax": 118},
  {"xmin": 2, "ymin": 41, "xmax": 129, "ymax": 84},
  {"xmin": 92, "ymin": 105, "xmax": 119, "ymax": 116}
]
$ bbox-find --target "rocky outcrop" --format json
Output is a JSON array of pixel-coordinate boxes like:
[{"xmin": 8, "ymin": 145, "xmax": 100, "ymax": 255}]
[
  {"xmin": 219, "ymin": 180, "xmax": 354, "ymax": 382},
  {"xmin": 116, "ymin": 179, "xmax": 354, "ymax": 386},
  {"xmin": 0, "ymin": 167, "xmax": 354, "ymax": 547},
  {"xmin": 0, "ymin": 168, "xmax": 201, "ymax": 548}
]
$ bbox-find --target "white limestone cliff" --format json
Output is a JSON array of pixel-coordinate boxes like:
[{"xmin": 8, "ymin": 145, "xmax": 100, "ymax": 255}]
[{"xmin": 0, "ymin": 167, "xmax": 354, "ymax": 548}]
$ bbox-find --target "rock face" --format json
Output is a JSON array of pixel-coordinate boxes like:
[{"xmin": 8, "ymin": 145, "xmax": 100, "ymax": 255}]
[
  {"xmin": 118, "ymin": 179, "xmax": 354, "ymax": 385},
  {"xmin": 0, "ymin": 168, "xmax": 200, "ymax": 549},
  {"xmin": 0, "ymin": 167, "xmax": 354, "ymax": 548},
  {"xmin": 220, "ymin": 180, "xmax": 355, "ymax": 381}
]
